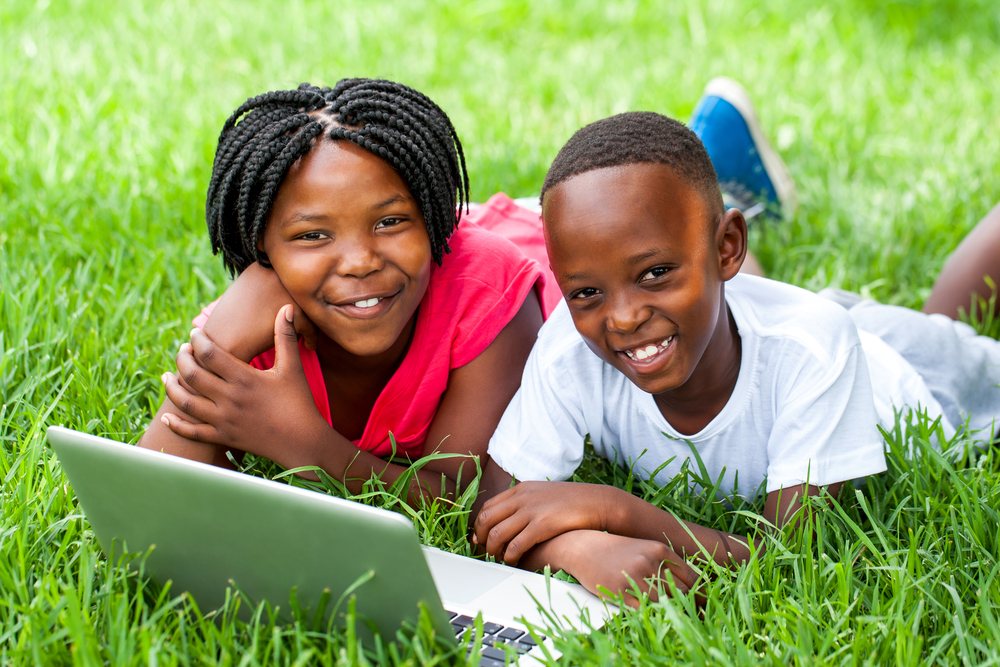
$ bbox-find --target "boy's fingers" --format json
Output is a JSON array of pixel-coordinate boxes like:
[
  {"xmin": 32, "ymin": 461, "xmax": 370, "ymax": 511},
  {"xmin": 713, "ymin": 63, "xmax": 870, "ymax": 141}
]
[
  {"xmin": 189, "ymin": 328, "xmax": 245, "ymax": 382},
  {"xmin": 478, "ymin": 485, "xmax": 520, "ymax": 517},
  {"xmin": 162, "ymin": 372, "xmax": 216, "ymax": 422},
  {"xmin": 161, "ymin": 413, "xmax": 224, "ymax": 445},
  {"xmin": 474, "ymin": 495, "xmax": 522, "ymax": 546},
  {"xmin": 661, "ymin": 556, "xmax": 698, "ymax": 590},
  {"xmin": 483, "ymin": 514, "xmax": 531, "ymax": 560},
  {"xmin": 501, "ymin": 521, "xmax": 552, "ymax": 566},
  {"xmin": 621, "ymin": 592, "xmax": 642, "ymax": 609}
]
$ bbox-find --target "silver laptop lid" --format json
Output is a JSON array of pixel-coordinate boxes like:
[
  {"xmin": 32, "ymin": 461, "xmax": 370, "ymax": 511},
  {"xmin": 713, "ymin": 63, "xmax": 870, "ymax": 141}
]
[{"xmin": 47, "ymin": 426, "xmax": 455, "ymax": 642}]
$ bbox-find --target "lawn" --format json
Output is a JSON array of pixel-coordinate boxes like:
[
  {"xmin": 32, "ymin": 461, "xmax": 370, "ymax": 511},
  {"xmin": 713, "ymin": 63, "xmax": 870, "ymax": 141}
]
[{"xmin": 2, "ymin": 0, "xmax": 1000, "ymax": 664}]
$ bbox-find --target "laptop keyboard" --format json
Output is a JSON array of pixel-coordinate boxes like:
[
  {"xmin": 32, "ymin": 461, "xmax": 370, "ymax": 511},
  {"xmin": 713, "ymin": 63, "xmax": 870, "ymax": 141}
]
[{"xmin": 446, "ymin": 609, "xmax": 546, "ymax": 666}]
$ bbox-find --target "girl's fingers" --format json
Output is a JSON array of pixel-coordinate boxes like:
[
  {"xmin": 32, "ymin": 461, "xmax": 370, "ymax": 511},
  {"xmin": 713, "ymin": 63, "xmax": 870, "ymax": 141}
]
[
  {"xmin": 273, "ymin": 306, "xmax": 306, "ymax": 377},
  {"xmin": 188, "ymin": 328, "xmax": 245, "ymax": 382},
  {"xmin": 175, "ymin": 343, "xmax": 227, "ymax": 397},
  {"xmin": 162, "ymin": 372, "xmax": 216, "ymax": 422},
  {"xmin": 293, "ymin": 307, "xmax": 320, "ymax": 351},
  {"xmin": 161, "ymin": 413, "xmax": 224, "ymax": 445}
]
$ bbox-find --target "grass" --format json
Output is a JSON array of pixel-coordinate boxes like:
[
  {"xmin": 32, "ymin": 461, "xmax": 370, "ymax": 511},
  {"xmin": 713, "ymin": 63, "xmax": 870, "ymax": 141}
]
[{"xmin": 2, "ymin": 0, "xmax": 1000, "ymax": 663}]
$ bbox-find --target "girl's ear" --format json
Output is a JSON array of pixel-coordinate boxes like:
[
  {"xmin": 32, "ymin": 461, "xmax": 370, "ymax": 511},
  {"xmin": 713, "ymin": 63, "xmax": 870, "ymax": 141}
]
[{"xmin": 716, "ymin": 208, "xmax": 748, "ymax": 281}]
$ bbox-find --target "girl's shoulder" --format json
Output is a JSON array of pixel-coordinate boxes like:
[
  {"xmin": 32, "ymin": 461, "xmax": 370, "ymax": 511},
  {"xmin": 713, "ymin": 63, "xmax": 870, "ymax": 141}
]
[{"xmin": 432, "ymin": 196, "xmax": 545, "ymax": 297}]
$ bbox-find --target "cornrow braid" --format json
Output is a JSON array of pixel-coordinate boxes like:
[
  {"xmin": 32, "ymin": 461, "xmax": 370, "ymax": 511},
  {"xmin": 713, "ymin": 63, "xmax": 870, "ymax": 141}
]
[{"xmin": 205, "ymin": 79, "xmax": 469, "ymax": 275}]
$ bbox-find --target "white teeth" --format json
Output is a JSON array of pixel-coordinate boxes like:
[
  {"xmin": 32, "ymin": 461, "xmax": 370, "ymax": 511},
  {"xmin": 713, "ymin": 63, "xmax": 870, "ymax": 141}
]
[
  {"xmin": 624, "ymin": 336, "xmax": 675, "ymax": 362},
  {"xmin": 353, "ymin": 297, "xmax": 381, "ymax": 308}
]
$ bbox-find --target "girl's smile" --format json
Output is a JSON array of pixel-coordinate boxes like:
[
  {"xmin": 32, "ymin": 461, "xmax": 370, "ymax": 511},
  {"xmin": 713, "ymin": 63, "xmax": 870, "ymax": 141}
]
[{"xmin": 261, "ymin": 138, "xmax": 433, "ymax": 361}]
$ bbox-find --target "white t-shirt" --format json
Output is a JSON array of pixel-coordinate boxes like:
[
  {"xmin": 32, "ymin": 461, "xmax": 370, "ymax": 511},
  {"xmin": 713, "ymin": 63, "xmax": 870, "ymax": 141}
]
[{"xmin": 488, "ymin": 274, "xmax": 889, "ymax": 498}]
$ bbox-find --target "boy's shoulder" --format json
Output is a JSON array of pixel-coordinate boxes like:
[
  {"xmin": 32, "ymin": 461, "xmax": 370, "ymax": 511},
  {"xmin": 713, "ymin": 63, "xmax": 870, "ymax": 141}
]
[{"xmin": 726, "ymin": 274, "xmax": 863, "ymax": 364}]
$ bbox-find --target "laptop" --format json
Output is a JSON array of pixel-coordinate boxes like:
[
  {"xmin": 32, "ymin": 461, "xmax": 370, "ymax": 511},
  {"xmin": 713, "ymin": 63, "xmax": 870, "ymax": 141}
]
[{"xmin": 47, "ymin": 426, "xmax": 616, "ymax": 665}]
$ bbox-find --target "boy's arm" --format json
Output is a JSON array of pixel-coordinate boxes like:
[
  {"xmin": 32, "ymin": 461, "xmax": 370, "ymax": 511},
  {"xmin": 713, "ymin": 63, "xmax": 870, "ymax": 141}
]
[
  {"xmin": 519, "ymin": 529, "xmax": 700, "ymax": 609},
  {"xmin": 474, "ymin": 471, "xmax": 849, "ymax": 567},
  {"xmin": 473, "ymin": 479, "xmax": 754, "ymax": 567}
]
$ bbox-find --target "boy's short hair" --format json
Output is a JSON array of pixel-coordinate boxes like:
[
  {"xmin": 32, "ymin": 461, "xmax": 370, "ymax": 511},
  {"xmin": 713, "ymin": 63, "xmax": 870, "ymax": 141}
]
[{"xmin": 540, "ymin": 111, "xmax": 724, "ymax": 219}]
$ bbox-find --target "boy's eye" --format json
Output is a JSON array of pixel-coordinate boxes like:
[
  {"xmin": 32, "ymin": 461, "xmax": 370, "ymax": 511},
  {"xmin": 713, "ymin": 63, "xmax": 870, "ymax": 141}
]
[
  {"xmin": 570, "ymin": 287, "xmax": 601, "ymax": 300},
  {"xmin": 639, "ymin": 266, "xmax": 670, "ymax": 282}
]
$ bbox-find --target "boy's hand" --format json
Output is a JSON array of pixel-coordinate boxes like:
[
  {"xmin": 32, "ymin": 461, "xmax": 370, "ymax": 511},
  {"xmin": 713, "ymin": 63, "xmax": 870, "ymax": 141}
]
[
  {"xmin": 473, "ymin": 481, "xmax": 623, "ymax": 565},
  {"xmin": 542, "ymin": 530, "xmax": 700, "ymax": 609},
  {"xmin": 160, "ymin": 305, "xmax": 329, "ymax": 464},
  {"xmin": 202, "ymin": 263, "xmax": 319, "ymax": 362}
]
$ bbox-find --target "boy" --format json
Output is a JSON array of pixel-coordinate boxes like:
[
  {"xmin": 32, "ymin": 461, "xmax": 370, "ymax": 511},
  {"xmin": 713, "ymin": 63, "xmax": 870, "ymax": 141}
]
[{"xmin": 472, "ymin": 93, "xmax": 1000, "ymax": 606}]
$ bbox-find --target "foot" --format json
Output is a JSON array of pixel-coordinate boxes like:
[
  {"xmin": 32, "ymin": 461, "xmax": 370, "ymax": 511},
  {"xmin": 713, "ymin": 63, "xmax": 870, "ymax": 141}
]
[{"xmin": 689, "ymin": 77, "xmax": 797, "ymax": 220}]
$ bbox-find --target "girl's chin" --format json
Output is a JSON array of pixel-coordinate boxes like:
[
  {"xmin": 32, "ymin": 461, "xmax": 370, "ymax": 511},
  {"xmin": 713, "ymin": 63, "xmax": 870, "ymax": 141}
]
[{"xmin": 317, "ymin": 324, "xmax": 412, "ymax": 359}]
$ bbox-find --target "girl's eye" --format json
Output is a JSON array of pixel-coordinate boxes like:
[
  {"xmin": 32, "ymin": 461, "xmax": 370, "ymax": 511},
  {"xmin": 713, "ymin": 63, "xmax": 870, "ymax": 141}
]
[
  {"xmin": 299, "ymin": 232, "xmax": 326, "ymax": 241},
  {"xmin": 375, "ymin": 217, "xmax": 405, "ymax": 230},
  {"xmin": 570, "ymin": 287, "xmax": 600, "ymax": 301},
  {"xmin": 639, "ymin": 266, "xmax": 670, "ymax": 283}
]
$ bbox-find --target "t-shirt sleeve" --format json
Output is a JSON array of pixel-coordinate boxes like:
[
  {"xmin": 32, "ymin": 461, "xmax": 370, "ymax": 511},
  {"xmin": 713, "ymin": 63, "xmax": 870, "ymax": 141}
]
[
  {"xmin": 487, "ymin": 311, "xmax": 592, "ymax": 481},
  {"xmin": 764, "ymin": 340, "xmax": 887, "ymax": 492},
  {"xmin": 191, "ymin": 299, "xmax": 219, "ymax": 329},
  {"xmin": 446, "ymin": 226, "xmax": 545, "ymax": 370}
]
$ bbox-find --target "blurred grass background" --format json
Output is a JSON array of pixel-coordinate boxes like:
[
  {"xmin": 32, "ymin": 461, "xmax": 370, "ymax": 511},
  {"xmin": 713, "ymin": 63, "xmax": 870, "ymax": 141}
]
[{"xmin": 2, "ymin": 0, "xmax": 1000, "ymax": 664}]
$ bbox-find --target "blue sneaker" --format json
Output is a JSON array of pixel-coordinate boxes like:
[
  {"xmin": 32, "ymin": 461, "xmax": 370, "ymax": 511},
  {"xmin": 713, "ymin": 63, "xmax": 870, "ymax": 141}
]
[{"xmin": 689, "ymin": 77, "xmax": 797, "ymax": 220}]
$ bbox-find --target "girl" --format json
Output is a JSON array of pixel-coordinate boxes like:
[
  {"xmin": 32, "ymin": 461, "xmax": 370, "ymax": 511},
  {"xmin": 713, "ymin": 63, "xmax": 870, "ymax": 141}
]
[{"xmin": 140, "ymin": 79, "xmax": 560, "ymax": 502}]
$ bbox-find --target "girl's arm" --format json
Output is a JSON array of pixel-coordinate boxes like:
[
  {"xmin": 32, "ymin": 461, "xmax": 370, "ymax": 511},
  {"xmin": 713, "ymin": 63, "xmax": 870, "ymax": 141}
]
[
  {"xmin": 138, "ymin": 264, "xmax": 315, "ymax": 464},
  {"xmin": 160, "ymin": 292, "xmax": 543, "ymax": 505}
]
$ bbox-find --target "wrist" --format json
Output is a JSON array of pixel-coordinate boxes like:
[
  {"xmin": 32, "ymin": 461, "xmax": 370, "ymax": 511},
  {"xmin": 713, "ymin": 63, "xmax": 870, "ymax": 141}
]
[
  {"xmin": 521, "ymin": 530, "xmax": 585, "ymax": 574},
  {"xmin": 600, "ymin": 485, "xmax": 632, "ymax": 535}
]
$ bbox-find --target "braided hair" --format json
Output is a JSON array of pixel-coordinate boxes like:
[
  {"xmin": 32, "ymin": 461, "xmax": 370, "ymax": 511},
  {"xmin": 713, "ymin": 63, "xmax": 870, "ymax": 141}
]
[
  {"xmin": 541, "ymin": 112, "xmax": 724, "ymax": 217},
  {"xmin": 205, "ymin": 79, "xmax": 470, "ymax": 274}
]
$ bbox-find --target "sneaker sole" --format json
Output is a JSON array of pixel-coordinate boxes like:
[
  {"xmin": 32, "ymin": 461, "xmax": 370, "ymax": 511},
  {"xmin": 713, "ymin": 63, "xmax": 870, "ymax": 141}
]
[{"xmin": 702, "ymin": 76, "xmax": 798, "ymax": 217}]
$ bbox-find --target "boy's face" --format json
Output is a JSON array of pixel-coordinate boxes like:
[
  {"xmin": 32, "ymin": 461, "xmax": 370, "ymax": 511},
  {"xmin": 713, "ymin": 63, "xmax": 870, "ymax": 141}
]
[{"xmin": 543, "ymin": 163, "xmax": 744, "ymax": 397}]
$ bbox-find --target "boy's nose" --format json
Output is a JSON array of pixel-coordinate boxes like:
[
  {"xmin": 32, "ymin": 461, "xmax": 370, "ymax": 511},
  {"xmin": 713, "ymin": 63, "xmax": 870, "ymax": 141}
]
[
  {"xmin": 335, "ymin": 240, "xmax": 384, "ymax": 278},
  {"xmin": 605, "ymin": 297, "xmax": 649, "ymax": 334}
]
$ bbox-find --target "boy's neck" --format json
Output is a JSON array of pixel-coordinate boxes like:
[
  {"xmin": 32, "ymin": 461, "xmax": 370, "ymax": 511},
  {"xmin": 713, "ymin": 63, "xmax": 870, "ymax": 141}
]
[{"xmin": 652, "ymin": 295, "xmax": 742, "ymax": 436}]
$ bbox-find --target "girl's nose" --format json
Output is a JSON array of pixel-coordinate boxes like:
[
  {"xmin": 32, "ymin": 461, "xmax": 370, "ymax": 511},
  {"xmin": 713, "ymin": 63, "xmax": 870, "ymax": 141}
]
[
  {"xmin": 605, "ymin": 295, "xmax": 649, "ymax": 334},
  {"xmin": 336, "ymin": 239, "xmax": 384, "ymax": 278}
]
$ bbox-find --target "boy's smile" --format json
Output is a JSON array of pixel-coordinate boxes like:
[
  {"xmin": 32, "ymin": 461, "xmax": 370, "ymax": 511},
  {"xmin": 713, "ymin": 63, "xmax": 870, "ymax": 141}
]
[
  {"xmin": 543, "ymin": 163, "xmax": 746, "ymax": 433},
  {"xmin": 261, "ymin": 139, "xmax": 432, "ymax": 363}
]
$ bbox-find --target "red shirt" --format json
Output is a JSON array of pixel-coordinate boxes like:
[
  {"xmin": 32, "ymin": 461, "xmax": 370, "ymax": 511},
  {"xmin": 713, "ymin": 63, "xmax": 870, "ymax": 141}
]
[{"xmin": 195, "ymin": 194, "xmax": 555, "ymax": 459}]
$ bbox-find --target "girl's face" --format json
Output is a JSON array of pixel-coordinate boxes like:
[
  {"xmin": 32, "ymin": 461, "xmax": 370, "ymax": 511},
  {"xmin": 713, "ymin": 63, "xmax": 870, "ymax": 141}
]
[{"xmin": 261, "ymin": 139, "xmax": 432, "ymax": 358}]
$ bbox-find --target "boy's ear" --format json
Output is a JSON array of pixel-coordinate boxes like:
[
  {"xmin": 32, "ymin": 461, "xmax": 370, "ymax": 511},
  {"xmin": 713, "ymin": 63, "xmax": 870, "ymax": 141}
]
[{"xmin": 715, "ymin": 208, "xmax": 748, "ymax": 281}]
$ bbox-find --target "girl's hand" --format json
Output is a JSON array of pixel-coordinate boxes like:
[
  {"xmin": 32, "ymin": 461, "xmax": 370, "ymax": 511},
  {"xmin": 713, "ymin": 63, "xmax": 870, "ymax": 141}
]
[
  {"xmin": 201, "ymin": 263, "xmax": 319, "ymax": 362},
  {"xmin": 160, "ymin": 305, "xmax": 330, "ymax": 466},
  {"xmin": 472, "ymin": 481, "xmax": 623, "ymax": 565},
  {"xmin": 540, "ymin": 530, "xmax": 700, "ymax": 609}
]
